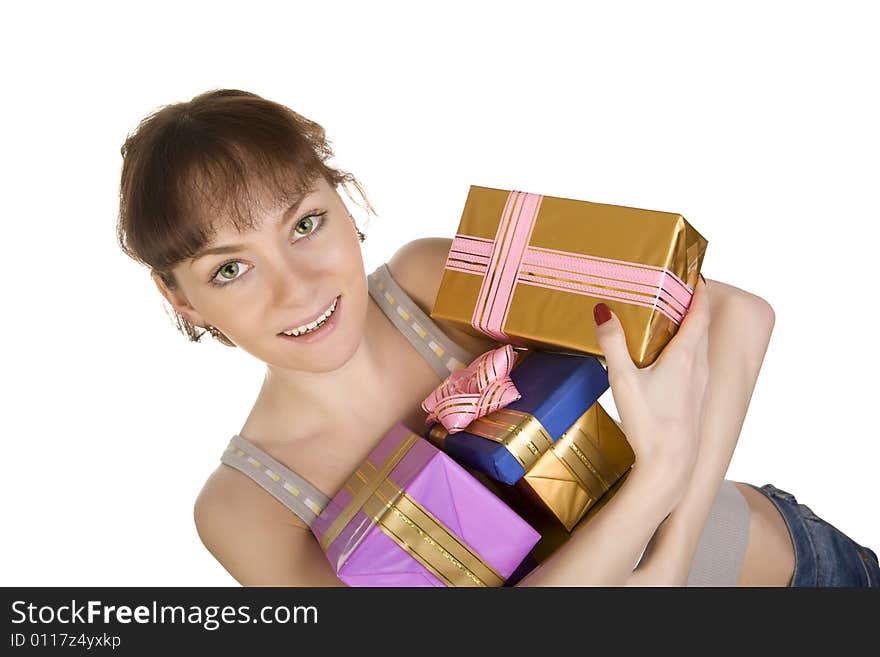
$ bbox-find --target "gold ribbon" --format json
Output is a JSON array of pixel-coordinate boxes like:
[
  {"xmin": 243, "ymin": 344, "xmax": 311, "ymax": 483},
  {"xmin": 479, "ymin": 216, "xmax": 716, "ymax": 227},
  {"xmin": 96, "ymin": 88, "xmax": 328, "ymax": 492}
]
[
  {"xmin": 321, "ymin": 429, "xmax": 504, "ymax": 587},
  {"xmin": 426, "ymin": 423, "xmax": 449, "ymax": 450},
  {"xmin": 552, "ymin": 426, "xmax": 619, "ymax": 497},
  {"xmin": 429, "ymin": 407, "xmax": 555, "ymax": 472},
  {"xmin": 318, "ymin": 431, "xmax": 418, "ymax": 551}
]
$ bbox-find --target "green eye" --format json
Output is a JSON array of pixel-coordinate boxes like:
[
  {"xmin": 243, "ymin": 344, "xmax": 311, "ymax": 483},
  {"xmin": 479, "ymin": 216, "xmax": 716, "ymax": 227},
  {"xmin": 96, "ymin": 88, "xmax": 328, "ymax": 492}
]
[
  {"xmin": 218, "ymin": 262, "xmax": 239, "ymax": 280},
  {"xmin": 208, "ymin": 210, "xmax": 327, "ymax": 288},
  {"xmin": 295, "ymin": 216, "xmax": 314, "ymax": 235}
]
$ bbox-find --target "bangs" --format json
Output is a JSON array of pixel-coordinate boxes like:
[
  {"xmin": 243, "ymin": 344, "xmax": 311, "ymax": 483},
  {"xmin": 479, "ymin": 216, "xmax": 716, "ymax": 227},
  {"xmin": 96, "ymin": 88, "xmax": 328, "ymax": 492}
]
[
  {"xmin": 118, "ymin": 91, "xmax": 347, "ymax": 277},
  {"xmin": 158, "ymin": 125, "xmax": 327, "ymax": 270},
  {"xmin": 180, "ymin": 144, "xmax": 324, "ymax": 247}
]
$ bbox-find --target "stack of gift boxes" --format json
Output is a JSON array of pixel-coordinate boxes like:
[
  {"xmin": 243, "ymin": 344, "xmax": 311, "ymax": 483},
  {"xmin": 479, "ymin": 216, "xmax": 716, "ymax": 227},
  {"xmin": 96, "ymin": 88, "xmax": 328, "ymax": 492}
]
[{"xmin": 310, "ymin": 185, "xmax": 708, "ymax": 586}]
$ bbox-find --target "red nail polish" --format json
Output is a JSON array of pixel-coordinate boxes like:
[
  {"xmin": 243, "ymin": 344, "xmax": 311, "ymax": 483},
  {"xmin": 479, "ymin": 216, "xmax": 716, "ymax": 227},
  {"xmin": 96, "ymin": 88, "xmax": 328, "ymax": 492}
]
[{"xmin": 594, "ymin": 303, "xmax": 612, "ymax": 325}]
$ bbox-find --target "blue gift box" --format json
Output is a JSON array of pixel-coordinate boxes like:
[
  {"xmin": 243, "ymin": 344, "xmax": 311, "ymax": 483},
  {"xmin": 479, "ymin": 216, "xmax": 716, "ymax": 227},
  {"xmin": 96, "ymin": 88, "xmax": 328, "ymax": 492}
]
[{"xmin": 424, "ymin": 350, "xmax": 609, "ymax": 485}]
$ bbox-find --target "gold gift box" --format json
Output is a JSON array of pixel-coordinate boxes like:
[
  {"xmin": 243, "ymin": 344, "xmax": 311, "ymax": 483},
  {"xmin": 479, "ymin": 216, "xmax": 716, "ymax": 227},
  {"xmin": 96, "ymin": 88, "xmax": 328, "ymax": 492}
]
[
  {"xmin": 542, "ymin": 467, "xmax": 634, "ymax": 563},
  {"xmin": 465, "ymin": 404, "xmax": 635, "ymax": 564},
  {"xmin": 515, "ymin": 402, "xmax": 634, "ymax": 532},
  {"xmin": 431, "ymin": 185, "xmax": 708, "ymax": 367}
]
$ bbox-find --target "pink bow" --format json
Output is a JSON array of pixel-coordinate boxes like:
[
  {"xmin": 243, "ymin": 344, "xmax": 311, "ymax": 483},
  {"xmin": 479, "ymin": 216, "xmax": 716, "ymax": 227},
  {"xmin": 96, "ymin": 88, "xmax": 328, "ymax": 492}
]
[{"xmin": 421, "ymin": 344, "xmax": 522, "ymax": 434}]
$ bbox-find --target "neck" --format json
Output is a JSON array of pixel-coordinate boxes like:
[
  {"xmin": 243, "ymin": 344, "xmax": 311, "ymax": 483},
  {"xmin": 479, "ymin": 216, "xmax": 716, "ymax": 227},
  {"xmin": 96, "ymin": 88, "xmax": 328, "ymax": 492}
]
[{"xmin": 242, "ymin": 296, "xmax": 389, "ymax": 447}]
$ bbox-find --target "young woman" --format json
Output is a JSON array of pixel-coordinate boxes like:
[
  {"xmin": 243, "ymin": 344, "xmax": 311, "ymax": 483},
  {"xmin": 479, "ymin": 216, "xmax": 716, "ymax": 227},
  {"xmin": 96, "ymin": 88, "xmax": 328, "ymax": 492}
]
[{"xmin": 117, "ymin": 88, "xmax": 879, "ymax": 587}]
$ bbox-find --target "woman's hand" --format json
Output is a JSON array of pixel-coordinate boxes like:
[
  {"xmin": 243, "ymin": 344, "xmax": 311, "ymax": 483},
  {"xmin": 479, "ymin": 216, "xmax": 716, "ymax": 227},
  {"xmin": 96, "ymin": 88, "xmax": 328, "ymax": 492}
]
[{"xmin": 592, "ymin": 276, "xmax": 712, "ymax": 504}]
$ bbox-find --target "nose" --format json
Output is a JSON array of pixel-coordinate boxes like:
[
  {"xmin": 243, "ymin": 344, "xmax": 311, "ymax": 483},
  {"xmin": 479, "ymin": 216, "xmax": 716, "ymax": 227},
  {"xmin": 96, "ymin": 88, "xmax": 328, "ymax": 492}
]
[{"xmin": 266, "ymin": 248, "xmax": 321, "ymax": 308}]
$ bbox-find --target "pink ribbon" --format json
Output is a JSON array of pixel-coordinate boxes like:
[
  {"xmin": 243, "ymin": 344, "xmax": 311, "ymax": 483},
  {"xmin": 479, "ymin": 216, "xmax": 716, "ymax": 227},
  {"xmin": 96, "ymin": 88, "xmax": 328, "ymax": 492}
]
[{"xmin": 421, "ymin": 344, "xmax": 522, "ymax": 434}]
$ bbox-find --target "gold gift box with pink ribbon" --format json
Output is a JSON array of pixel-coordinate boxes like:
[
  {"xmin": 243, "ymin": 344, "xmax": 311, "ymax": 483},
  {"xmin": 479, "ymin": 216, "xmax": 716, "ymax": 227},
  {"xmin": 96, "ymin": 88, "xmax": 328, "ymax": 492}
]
[{"xmin": 430, "ymin": 185, "xmax": 708, "ymax": 367}]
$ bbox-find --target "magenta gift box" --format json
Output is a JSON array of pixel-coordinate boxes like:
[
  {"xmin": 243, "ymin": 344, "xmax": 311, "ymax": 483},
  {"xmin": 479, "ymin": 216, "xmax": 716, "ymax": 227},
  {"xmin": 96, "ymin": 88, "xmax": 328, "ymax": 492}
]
[{"xmin": 310, "ymin": 423, "xmax": 540, "ymax": 587}]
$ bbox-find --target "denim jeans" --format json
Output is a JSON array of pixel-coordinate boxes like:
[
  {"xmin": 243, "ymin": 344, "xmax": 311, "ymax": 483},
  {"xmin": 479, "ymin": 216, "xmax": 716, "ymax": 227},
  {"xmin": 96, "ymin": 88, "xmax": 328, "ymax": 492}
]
[{"xmin": 745, "ymin": 483, "xmax": 880, "ymax": 587}]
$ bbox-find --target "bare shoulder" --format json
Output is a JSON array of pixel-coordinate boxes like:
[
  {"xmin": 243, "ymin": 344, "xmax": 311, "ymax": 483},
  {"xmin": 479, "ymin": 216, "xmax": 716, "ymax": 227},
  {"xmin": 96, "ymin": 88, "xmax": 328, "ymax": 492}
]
[
  {"xmin": 387, "ymin": 238, "xmax": 499, "ymax": 356},
  {"xmin": 386, "ymin": 237, "xmax": 455, "ymax": 316},
  {"xmin": 193, "ymin": 465, "xmax": 343, "ymax": 586},
  {"xmin": 195, "ymin": 463, "xmax": 306, "ymax": 530}
]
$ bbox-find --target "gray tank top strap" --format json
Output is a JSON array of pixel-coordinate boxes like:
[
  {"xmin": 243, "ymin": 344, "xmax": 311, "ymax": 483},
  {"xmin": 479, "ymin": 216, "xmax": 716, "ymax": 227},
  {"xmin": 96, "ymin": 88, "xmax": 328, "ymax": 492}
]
[
  {"xmin": 368, "ymin": 262, "xmax": 477, "ymax": 379},
  {"xmin": 220, "ymin": 434, "xmax": 330, "ymax": 527}
]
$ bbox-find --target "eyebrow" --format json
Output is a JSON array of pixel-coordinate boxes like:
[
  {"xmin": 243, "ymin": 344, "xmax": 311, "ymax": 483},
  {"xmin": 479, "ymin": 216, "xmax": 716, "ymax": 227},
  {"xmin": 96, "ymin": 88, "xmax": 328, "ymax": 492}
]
[{"xmin": 188, "ymin": 191, "xmax": 313, "ymax": 264}]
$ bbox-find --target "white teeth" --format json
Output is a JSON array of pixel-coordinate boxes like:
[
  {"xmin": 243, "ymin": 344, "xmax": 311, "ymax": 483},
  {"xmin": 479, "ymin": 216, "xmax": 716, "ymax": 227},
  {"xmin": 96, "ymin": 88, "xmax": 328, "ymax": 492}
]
[{"xmin": 282, "ymin": 297, "xmax": 338, "ymax": 336}]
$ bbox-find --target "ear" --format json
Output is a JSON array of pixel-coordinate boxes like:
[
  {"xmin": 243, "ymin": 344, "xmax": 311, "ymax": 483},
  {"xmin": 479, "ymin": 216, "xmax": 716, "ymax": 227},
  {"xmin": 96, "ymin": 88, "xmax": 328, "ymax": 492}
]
[{"xmin": 152, "ymin": 271, "xmax": 208, "ymax": 328}]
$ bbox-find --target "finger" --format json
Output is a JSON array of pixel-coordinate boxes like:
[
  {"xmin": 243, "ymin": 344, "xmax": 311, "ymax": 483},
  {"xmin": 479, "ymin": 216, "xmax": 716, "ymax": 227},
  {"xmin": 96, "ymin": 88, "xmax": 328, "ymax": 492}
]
[
  {"xmin": 685, "ymin": 276, "xmax": 711, "ymax": 326},
  {"xmin": 593, "ymin": 302, "xmax": 637, "ymax": 378},
  {"xmin": 667, "ymin": 276, "xmax": 711, "ymax": 353}
]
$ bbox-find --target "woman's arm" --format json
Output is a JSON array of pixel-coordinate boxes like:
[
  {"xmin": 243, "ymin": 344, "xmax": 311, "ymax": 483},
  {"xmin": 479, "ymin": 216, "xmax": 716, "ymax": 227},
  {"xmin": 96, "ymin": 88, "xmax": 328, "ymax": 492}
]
[
  {"xmin": 516, "ymin": 461, "xmax": 684, "ymax": 586},
  {"xmin": 519, "ymin": 279, "xmax": 713, "ymax": 586},
  {"xmin": 627, "ymin": 279, "xmax": 776, "ymax": 585},
  {"xmin": 195, "ymin": 465, "xmax": 346, "ymax": 586}
]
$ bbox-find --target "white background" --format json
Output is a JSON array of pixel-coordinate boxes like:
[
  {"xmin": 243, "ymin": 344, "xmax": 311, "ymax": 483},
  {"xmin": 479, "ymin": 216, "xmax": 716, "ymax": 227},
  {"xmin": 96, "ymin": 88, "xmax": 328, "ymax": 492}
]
[{"xmin": 2, "ymin": 1, "xmax": 877, "ymax": 586}]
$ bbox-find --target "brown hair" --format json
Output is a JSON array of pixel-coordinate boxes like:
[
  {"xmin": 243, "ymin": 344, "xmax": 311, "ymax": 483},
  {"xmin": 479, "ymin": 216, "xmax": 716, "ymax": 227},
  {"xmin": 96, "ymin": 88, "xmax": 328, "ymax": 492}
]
[{"xmin": 116, "ymin": 88, "xmax": 375, "ymax": 345}]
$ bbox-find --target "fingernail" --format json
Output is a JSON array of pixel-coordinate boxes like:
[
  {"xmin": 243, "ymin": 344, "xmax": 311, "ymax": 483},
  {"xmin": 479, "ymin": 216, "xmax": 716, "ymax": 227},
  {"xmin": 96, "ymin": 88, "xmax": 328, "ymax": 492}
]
[{"xmin": 594, "ymin": 303, "xmax": 612, "ymax": 326}]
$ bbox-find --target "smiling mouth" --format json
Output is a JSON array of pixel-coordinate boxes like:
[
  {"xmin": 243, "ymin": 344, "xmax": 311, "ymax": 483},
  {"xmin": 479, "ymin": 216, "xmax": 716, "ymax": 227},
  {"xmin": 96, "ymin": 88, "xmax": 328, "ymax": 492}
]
[{"xmin": 278, "ymin": 296, "xmax": 340, "ymax": 337}]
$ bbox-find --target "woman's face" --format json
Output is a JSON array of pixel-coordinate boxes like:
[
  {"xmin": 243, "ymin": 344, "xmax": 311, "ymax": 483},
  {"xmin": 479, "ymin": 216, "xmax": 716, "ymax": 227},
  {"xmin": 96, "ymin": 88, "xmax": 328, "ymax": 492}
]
[{"xmin": 156, "ymin": 175, "xmax": 369, "ymax": 374}]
